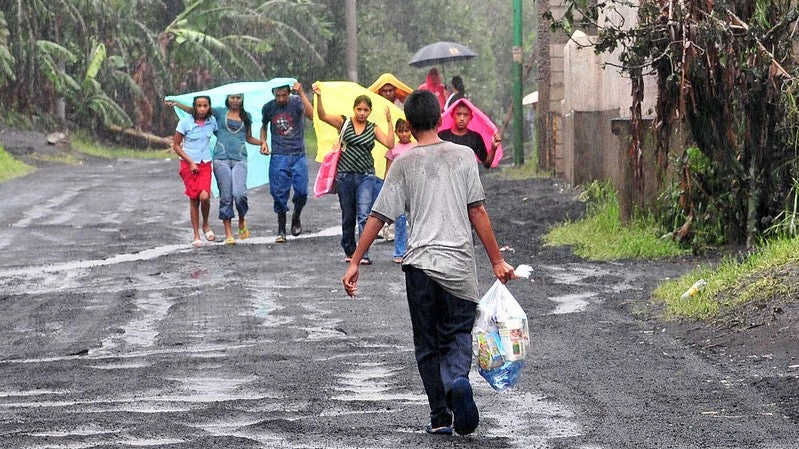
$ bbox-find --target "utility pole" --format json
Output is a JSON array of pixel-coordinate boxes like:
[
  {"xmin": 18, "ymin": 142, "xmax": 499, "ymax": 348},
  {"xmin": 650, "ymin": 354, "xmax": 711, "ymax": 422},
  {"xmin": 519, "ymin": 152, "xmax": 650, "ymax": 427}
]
[
  {"xmin": 345, "ymin": 0, "xmax": 358, "ymax": 82},
  {"xmin": 512, "ymin": 0, "xmax": 524, "ymax": 165}
]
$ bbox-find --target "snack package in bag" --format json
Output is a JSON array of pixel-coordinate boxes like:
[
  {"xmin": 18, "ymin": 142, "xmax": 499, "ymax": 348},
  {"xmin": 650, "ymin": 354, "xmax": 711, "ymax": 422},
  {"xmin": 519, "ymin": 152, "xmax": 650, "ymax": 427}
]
[{"xmin": 472, "ymin": 279, "xmax": 530, "ymax": 391}]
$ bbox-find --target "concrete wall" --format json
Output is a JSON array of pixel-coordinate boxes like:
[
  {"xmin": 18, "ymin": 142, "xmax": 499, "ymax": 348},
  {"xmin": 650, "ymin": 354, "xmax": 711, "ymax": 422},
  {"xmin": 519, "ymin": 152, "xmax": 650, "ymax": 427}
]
[{"xmin": 556, "ymin": 2, "xmax": 658, "ymax": 191}]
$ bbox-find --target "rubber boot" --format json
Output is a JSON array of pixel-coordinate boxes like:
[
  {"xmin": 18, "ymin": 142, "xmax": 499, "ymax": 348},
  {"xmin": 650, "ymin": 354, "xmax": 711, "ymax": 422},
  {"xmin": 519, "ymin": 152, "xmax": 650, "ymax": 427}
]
[
  {"xmin": 290, "ymin": 209, "xmax": 303, "ymax": 236},
  {"xmin": 276, "ymin": 212, "xmax": 287, "ymax": 243}
]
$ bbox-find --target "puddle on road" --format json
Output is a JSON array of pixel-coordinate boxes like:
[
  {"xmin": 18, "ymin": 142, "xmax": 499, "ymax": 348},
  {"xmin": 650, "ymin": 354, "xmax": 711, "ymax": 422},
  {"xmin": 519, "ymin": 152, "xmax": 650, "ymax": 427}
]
[
  {"xmin": 0, "ymin": 389, "xmax": 68, "ymax": 398},
  {"xmin": 0, "ymin": 226, "xmax": 343, "ymax": 291},
  {"xmin": 479, "ymin": 389, "xmax": 582, "ymax": 446},
  {"xmin": 12, "ymin": 187, "xmax": 83, "ymax": 228},
  {"xmin": 247, "ymin": 284, "xmax": 292, "ymax": 327},
  {"xmin": 296, "ymin": 302, "xmax": 348, "ymax": 341},
  {"xmin": 189, "ymin": 268, "xmax": 208, "ymax": 279},
  {"xmin": 89, "ymin": 360, "xmax": 151, "ymax": 370},
  {"xmin": 332, "ymin": 361, "xmax": 425, "ymax": 403},
  {"xmin": 538, "ymin": 264, "xmax": 601, "ymax": 285},
  {"xmin": 538, "ymin": 263, "xmax": 640, "ymax": 295},
  {"xmin": 91, "ymin": 291, "xmax": 175, "ymax": 357},
  {"xmin": 547, "ymin": 292, "xmax": 595, "ymax": 315}
]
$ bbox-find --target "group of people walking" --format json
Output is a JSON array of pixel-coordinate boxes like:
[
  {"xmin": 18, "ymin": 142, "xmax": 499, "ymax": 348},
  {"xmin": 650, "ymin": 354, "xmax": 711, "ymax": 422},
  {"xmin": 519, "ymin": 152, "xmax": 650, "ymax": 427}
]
[
  {"xmin": 167, "ymin": 81, "xmax": 313, "ymax": 247},
  {"xmin": 168, "ymin": 76, "xmax": 514, "ymax": 438}
]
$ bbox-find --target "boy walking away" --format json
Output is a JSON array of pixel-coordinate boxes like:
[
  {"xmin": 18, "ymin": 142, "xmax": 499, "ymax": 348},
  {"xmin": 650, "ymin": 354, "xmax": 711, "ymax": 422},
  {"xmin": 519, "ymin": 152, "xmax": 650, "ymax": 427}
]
[
  {"xmin": 260, "ymin": 82, "xmax": 314, "ymax": 243},
  {"xmin": 342, "ymin": 90, "xmax": 516, "ymax": 436}
]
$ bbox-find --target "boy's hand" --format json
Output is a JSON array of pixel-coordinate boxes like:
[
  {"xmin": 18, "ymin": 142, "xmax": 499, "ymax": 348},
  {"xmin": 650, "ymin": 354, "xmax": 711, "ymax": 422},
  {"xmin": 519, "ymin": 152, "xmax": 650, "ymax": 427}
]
[
  {"xmin": 384, "ymin": 106, "xmax": 392, "ymax": 122},
  {"xmin": 342, "ymin": 264, "xmax": 360, "ymax": 297},
  {"xmin": 492, "ymin": 260, "xmax": 516, "ymax": 284},
  {"xmin": 491, "ymin": 132, "xmax": 502, "ymax": 150}
]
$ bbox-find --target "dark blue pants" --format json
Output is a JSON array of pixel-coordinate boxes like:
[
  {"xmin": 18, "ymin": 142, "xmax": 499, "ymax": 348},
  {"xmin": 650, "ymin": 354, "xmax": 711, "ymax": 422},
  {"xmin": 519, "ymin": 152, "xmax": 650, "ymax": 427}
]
[
  {"xmin": 336, "ymin": 172, "xmax": 374, "ymax": 258},
  {"xmin": 403, "ymin": 265, "xmax": 477, "ymax": 428},
  {"xmin": 268, "ymin": 153, "xmax": 308, "ymax": 214}
]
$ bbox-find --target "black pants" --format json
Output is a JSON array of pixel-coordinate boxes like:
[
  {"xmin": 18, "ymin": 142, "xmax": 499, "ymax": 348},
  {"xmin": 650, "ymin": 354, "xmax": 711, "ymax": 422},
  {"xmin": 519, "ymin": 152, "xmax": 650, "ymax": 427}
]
[{"xmin": 403, "ymin": 265, "xmax": 477, "ymax": 427}]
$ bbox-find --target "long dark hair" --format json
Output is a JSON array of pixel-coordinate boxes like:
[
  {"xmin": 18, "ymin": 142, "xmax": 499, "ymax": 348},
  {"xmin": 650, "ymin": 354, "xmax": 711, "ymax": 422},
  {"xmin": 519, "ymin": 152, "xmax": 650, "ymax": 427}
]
[
  {"xmin": 224, "ymin": 94, "xmax": 252, "ymax": 128},
  {"xmin": 451, "ymin": 76, "xmax": 465, "ymax": 94},
  {"xmin": 191, "ymin": 95, "xmax": 211, "ymax": 120}
]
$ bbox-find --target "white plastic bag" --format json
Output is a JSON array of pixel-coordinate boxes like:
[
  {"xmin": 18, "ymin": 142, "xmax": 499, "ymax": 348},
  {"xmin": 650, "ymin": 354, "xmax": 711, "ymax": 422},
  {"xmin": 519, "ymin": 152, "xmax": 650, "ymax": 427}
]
[{"xmin": 472, "ymin": 279, "xmax": 529, "ymax": 391}]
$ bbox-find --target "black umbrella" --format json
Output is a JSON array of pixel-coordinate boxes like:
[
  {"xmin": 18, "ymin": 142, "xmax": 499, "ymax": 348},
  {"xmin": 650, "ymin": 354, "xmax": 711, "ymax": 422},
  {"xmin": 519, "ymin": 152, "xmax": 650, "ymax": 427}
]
[{"xmin": 408, "ymin": 41, "xmax": 477, "ymax": 68}]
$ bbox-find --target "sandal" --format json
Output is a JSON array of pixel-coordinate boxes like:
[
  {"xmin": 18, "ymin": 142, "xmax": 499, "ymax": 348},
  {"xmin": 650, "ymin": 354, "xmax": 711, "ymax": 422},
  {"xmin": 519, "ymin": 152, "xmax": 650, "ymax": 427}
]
[
  {"xmin": 359, "ymin": 258, "xmax": 373, "ymax": 265},
  {"xmin": 224, "ymin": 236, "xmax": 236, "ymax": 245},
  {"xmin": 425, "ymin": 424, "xmax": 453, "ymax": 435},
  {"xmin": 204, "ymin": 229, "xmax": 216, "ymax": 242},
  {"xmin": 192, "ymin": 239, "xmax": 203, "ymax": 248},
  {"xmin": 238, "ymin": 227, "xmax": 250, "ymax": 240}
]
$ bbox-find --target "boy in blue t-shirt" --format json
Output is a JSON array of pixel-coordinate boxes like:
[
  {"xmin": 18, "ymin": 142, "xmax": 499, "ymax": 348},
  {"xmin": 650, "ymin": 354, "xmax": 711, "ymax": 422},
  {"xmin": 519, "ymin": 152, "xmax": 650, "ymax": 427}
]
[{"xmin": 260, "ymin": 82, "xmax": 314, "ymax": 243}]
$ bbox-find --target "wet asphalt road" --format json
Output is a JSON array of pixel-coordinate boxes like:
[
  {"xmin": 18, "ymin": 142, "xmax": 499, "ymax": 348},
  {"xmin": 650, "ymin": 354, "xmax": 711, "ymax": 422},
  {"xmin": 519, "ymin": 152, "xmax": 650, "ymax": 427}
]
[{"xmin": 0, "ymin": 156, "xmax": 798, "ymax": 449}]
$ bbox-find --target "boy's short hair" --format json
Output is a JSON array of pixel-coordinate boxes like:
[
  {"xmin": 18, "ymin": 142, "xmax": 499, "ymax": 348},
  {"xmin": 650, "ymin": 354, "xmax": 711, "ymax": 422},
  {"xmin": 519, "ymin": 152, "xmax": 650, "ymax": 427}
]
[
  {"xmin": 272, "ymin": 85, "xmax": 290, "ymax": 95},
  {"xmin": 404, "ymin": 90, "xmax": 440, "ymax": 132}
]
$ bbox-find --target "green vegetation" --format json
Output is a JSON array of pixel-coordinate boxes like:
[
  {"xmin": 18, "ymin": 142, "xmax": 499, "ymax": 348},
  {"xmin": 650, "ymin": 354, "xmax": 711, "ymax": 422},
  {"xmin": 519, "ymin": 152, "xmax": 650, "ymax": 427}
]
[
  {"xmin": 654, "ymin": 238, "xmax": 799, "ymax": 319},
  {"xmin": 544, "ymin": 180, "xmax": 799, "ymax": 322},
  {"xmin": 488, "ymin": 158, "xmax": 543, "ymax": 181},
  {"xmin": 553, "ymin": 0, "xmax": 799, "ymax": 247},
  {"xmin": 544, "ymin": 181, "xmax": 689, "ymax": 260},
  {"xmin": 72, "ymin": 136, "xmax": 170, "ymax": 160},
  {"xmin": 0, "ymin": 145, "xmax": 34, "ymax": 181},
  {"xmin": 305, "ymin": 129, "xmax": 319, "ymax": 159}
]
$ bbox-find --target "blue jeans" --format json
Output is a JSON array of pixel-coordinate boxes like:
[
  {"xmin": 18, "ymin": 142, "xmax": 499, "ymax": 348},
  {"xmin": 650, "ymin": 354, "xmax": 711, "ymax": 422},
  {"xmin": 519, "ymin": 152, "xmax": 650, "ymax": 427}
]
[
  {"xmin": 373, "ymin": 177, "xmax": 384, "ymax": 204},
  {"xmin": 393, "ymin": 214, "xmax": 407, "ymax": 258},
  {"xmin": 268, "ymin": 153, "xmax": 308, "ymax": 214},
  {"xmin": 336, "ymin": 172, "xmax": 374, "ymax": 259},
  {"xmin": 403, "ymin": 265, "xmax": 477, "ymax": 428},
  {"xmin": 213, "ymin": 159, "xmax": 248, "ymax": 220}
]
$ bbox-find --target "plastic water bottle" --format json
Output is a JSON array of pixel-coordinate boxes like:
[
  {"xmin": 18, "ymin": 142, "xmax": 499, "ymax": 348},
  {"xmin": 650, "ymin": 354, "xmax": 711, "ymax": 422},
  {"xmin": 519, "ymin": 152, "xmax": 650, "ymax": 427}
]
[
  {"xmin": 479, "ymin": 360, "xmax": 524, "ymax": 392},
  {"xmin": 681, "ymin": 279, "xmax": 708, "ymax": 299}
]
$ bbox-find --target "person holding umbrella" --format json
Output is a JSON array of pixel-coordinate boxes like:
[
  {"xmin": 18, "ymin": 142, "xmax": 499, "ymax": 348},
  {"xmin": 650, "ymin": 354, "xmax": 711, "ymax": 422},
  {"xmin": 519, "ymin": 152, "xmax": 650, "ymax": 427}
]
[{"xmin": 417, "ymin": 68, "xmax": 448, "ymax": 112}]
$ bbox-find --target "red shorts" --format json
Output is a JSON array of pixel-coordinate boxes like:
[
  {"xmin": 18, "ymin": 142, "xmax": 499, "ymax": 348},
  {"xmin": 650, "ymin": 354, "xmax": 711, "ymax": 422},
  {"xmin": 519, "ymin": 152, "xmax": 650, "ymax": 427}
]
[{"xmin": 179, "ymin": 160, "xmax": 212, "ymax": 199}]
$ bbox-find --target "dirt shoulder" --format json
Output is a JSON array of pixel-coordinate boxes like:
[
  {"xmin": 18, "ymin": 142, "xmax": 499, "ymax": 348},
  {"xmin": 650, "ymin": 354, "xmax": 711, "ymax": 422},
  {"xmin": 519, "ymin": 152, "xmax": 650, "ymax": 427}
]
[
  {"xmin": 0, "ymin": 126, "xmax": 80, "ymax": 167},
  {"xmin": 480, "ymin": 171, "xmax": 799, "ymax": 423}
]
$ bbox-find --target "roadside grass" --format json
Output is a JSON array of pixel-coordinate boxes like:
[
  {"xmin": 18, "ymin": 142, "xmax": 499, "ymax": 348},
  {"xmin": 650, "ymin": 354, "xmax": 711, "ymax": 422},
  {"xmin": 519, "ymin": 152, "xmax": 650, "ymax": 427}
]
[
  {"xmin": 72, "ymin": 134, "xmax": 171, "ymax": 159},
  {"xmin": 305, "ymin": 129, "xmax": 319, "ymax": 159},
  {"xmin": 489, "ymin": 157, "xmax": 546, "ymax": 181},
  {"xmin": 654, "ymin": 237, "xmax": 799, "ymax": 319},
  {"xmin": 542, "ymin": 181, "xmax": 799, "ymax": 321},
  {"xmin": 543, "ymin": 181, "xmax": 689, "ymax": 260},
  {"xmin": 0, "ymin": 145, "xmax": 35, "ymax": 181}
]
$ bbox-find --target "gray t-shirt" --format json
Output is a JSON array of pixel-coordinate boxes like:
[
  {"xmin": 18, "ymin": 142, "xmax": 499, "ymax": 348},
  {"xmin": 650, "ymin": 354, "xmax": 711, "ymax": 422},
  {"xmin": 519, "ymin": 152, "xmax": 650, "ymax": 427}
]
[{"xmin": 371, "ymin": 140, "xmax": 486, "ymax": 302}]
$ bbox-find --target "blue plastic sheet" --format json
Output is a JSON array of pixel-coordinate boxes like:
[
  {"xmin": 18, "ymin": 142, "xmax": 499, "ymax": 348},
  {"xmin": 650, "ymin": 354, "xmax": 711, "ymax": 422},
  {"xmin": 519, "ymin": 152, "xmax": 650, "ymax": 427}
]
[{"xmin": 165, "ymin": 78, "xmax": 297, "ymax": 196}]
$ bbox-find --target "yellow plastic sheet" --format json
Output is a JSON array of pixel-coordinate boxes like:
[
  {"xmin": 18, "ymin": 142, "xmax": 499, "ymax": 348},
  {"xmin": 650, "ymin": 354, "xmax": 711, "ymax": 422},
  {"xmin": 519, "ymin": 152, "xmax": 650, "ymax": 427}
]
[
  {"xmin": 312, "ymin": 81, "xmax": 405, "ymax": 179},
  {"xmin": 366, "ymin": 73, "xmax": 414, "ymax": 103}
]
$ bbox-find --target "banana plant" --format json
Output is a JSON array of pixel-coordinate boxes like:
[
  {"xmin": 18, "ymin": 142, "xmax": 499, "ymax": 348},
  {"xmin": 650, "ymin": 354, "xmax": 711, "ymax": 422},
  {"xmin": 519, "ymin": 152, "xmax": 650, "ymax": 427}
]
[
  {"xmin": 0, "ymin": 11, "xmax": 14, "ymax": 84},
  {"xmin": 74, "ymin": 42, "xmax": 134, "ymax": 128}
]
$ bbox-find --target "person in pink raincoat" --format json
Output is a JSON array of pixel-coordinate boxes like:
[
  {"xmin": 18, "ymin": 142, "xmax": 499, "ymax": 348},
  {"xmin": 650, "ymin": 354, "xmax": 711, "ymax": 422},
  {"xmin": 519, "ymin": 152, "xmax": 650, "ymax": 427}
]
[
  {"xmin": 417, "ymin": 68, "xmax": 447, "ymax": 112},
  {"xmin": 438, "ymin": 99, "xmax": 502, "ymax": 169}
]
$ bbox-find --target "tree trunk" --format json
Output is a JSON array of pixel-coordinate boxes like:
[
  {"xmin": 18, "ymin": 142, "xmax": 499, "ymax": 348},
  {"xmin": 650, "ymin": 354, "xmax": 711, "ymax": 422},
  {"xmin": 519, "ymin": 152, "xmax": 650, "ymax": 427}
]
[
  {"xmin": 345, "ymin": 0, "xmax": 358, "ymax": 82},
  {"xmin": 536, "ymin": 0, "xmax": 552, "ymax": 173},
  {"xmin": 106, "ymin": 124, "xmax": 172, "ymax": 149}
]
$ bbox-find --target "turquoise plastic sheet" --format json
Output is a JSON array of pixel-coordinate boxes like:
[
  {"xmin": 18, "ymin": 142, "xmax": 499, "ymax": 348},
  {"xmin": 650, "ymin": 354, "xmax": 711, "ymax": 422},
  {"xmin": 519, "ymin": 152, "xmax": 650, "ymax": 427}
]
[{"xmin": 165, "ymin": 78, "xmax": 297, "ymax": 196}]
